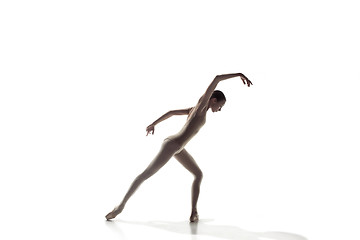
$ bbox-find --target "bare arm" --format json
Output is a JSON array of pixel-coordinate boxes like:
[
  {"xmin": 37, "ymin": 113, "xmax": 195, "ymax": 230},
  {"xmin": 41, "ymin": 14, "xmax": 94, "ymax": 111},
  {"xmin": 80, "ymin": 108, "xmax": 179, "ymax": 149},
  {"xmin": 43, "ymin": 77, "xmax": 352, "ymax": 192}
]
[
  {"xmin": 197, "ymin": 73, "xmax": 252, "ymax": 110},
  {"xmin": 146, "ymin": 108, "xmax": 193, "ymax": 135}
]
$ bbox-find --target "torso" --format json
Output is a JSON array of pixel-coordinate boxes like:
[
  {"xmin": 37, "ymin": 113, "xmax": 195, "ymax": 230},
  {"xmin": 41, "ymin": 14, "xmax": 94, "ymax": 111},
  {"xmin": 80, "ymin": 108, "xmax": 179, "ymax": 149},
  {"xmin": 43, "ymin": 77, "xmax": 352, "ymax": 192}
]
[{"xmin": 167, "ymin": 107, "xmax": 206, "ymax": 148}]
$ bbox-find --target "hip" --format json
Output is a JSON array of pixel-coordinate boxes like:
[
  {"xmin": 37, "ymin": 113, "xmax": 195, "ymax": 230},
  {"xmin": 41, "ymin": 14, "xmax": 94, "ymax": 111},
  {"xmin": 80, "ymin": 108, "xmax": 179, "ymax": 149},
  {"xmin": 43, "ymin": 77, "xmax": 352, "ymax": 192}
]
[{"xmin": 163, "ymin": 137, "xmax": 185, "ymax": 155}]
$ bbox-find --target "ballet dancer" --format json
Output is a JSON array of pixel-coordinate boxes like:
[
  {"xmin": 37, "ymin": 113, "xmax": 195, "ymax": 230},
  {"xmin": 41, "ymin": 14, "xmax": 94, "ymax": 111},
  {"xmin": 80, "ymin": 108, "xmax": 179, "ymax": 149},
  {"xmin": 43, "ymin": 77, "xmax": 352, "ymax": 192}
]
[{"xmin": 105, "ymin": 73, "xmax": 252, "ymax": 222}]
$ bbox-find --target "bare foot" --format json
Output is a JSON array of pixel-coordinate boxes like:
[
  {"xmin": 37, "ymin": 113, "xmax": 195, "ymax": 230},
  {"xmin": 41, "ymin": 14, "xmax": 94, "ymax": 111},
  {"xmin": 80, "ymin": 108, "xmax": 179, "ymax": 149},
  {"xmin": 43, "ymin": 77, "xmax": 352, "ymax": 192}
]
[
  {"xmin": 189, "ymin": 211, "xmax": 199, "ymax": 222},
  {"xmin": 105, "ymin": 204, "xmax": 124, "ymax": 220}
]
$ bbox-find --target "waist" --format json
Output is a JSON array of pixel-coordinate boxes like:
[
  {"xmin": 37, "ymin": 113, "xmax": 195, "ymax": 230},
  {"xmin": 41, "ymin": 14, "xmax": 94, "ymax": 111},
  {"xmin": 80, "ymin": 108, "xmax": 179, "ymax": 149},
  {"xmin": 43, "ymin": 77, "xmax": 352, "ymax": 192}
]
[
  {"xmin": 165, "ymin": 136, "xmax": 185, "ymax": 146},
  {"xmin": 166, "ymin": 134, "xmax": 193, "ymax": 147}
]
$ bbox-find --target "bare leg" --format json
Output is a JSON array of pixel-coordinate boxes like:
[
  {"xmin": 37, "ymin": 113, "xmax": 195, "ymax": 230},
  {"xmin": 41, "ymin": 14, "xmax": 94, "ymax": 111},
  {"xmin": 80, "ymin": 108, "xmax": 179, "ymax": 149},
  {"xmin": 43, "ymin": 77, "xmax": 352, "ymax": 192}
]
[
  {"xmin": 106, "ymin": 139, "xmax": 180, "ymax": 220},
  {"xmin": 174, "ymin": 148, "xmax": 203, "ymax": 222}
]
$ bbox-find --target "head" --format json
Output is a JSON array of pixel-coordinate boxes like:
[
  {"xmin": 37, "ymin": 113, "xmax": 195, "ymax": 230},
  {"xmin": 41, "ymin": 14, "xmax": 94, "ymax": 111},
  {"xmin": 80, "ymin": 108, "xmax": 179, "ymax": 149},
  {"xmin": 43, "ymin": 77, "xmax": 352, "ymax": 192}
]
[{"xmin": 209, "ymin": 90, "xmax": 226, "ymax": 112}]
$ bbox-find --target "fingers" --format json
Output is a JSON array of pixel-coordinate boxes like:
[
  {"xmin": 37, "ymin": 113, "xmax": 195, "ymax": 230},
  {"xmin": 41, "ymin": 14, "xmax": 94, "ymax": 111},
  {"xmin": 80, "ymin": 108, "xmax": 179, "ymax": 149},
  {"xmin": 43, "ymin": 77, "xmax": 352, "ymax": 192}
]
[
  {"xmin": 240, "ymin": 75, "xmax": 253, "ymax": 87},
  {"xmin": 241, "ymin": 77, "xmax": 252, "ymax": 87},
  {"xmin": 146, "ymin": 129, "xmax": 154, "ymax": 136}
]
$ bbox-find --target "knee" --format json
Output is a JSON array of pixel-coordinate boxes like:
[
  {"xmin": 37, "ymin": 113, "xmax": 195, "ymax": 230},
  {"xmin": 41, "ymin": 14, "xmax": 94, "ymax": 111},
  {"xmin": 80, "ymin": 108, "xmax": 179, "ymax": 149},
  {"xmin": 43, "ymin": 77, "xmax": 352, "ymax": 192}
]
[
  {"xmin": 137, "ymin": 170, "xmax": 154, "ymax": 182},
  {"xmin": 194, "ymin": 170, "xmax": 203, "ymax": 182}
]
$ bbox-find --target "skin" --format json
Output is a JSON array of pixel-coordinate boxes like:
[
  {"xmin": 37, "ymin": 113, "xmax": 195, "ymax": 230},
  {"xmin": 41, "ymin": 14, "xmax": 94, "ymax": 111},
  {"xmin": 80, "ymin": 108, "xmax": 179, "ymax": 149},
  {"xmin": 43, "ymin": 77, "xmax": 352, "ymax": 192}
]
[{"xmin": 105, "ymin": 73, "xmax": 252, "ymax": 222}]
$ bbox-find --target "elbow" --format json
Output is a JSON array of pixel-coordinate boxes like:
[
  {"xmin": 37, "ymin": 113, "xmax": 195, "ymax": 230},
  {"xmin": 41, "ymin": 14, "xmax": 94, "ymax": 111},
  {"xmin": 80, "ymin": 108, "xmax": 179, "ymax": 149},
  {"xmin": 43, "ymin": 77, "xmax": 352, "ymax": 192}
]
[
  {"xmin": 167, "ymin": 110, "xmax": 175, "ymax": 116},
  {"xmin": 214, "ymin": 75, "xmax": 222, "ymax": 82}
]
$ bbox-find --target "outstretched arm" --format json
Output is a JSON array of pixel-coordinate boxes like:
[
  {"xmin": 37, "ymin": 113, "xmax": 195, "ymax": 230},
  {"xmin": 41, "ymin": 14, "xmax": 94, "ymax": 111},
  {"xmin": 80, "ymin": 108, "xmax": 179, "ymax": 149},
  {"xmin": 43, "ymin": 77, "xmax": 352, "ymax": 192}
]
[
  {"xmin": 146, "ymin": 108, "xmax": 193, "ymax": 135},
  {"xmin": 197, "ymin": 73, "xmax": 252, "ymax": 110}
]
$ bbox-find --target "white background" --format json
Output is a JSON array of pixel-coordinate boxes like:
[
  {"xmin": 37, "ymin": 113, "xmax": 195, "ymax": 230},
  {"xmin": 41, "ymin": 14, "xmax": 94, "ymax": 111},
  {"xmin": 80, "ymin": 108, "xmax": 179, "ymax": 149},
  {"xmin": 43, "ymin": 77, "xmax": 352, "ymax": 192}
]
[{"xmin": 1, "ymin": 1, "xmax": 359, "ymax": 240}]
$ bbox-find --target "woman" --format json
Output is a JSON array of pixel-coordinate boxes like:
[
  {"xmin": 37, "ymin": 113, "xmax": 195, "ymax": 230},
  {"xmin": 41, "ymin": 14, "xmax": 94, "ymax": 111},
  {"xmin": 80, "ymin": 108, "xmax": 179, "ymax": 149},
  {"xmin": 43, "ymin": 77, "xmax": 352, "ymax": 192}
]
[{"xmin": 106, "ymin": 73, "xmax": 252, "ymax": 222}]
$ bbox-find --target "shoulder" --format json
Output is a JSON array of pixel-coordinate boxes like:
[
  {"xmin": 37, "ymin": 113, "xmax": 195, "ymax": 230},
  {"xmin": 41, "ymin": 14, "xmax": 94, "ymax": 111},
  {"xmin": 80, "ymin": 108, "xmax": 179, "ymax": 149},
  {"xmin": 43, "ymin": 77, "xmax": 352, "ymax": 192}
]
[
  {"xmin": 192, "ymin": 102, "xmax": 207, "ymax": 116},
  {"xmin": 171, "ymin": 108, "xmax": 193, "ymax": 115}
]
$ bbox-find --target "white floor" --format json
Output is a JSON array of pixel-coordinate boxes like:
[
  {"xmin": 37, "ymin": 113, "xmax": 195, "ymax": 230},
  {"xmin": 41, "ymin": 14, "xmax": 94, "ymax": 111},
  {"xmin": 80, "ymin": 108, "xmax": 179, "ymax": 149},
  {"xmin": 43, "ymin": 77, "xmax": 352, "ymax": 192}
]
[
  {"xmin": 2, "ymin": 150, "xmax": 359, "ymax": 240},
  {"xmin": 2, "ymin": 199, "xmax": 358, "ymax": 240}
]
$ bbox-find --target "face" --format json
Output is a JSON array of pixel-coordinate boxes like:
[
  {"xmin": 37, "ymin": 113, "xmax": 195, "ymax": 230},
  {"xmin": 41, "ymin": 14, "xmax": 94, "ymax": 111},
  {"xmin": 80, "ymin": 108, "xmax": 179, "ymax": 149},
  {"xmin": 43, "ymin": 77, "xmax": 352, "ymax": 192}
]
[{"xmin": 210, "ymin": 99, "xmax": 226, "ymax": 112}]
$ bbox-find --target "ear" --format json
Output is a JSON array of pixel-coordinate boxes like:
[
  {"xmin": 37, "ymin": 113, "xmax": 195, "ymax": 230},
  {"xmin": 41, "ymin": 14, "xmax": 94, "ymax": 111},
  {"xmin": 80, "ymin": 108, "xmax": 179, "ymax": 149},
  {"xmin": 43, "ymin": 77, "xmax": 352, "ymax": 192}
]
[{"xmin": 211, "ymin": 98, "xmax": 217, "ymax": 103}]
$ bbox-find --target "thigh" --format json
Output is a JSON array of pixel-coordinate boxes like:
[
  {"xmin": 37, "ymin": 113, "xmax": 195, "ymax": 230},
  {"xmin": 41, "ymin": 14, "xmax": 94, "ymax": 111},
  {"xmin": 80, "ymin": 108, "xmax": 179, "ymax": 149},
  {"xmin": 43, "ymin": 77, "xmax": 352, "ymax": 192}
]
[
  {"xmin": 142, "ymin": 139, "xmax": 180, "ymax": 177},
  {"xmin": 174, "ymin": 148, "xmax": 202, "ymax": 176}
]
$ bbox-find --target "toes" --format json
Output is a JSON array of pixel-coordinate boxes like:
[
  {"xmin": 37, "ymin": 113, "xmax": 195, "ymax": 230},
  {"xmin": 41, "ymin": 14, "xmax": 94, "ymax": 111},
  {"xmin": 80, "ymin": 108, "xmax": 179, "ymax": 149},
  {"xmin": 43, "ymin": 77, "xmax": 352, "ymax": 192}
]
[
  {"xmin": 190, "ymin": 214, "xmax": 199, "ymax": 222},
  {"xmin": 105, "ymin": 212, "xmax": 115, "ymax": 220}
]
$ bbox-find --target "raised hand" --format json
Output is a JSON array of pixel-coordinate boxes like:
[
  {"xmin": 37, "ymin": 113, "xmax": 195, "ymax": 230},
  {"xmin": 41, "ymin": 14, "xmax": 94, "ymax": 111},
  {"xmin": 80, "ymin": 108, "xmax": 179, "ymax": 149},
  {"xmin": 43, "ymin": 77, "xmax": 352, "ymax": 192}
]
[
  {"xmin": 239, "ymin": 73, "xmax": 253, "ymax": 87},
  {"xmin": 146, "ymin": 124, "xmax": 155, "ymax": 136}
]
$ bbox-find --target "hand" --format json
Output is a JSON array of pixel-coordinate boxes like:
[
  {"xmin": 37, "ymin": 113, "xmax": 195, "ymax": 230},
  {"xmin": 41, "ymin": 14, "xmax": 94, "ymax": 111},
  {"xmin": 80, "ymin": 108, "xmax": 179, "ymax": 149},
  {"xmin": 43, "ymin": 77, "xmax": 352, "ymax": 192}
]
[
  {"xmin": 239, "ymin": 73, "xmax": 253, "ymax": 87},
  {"xmin": 146, "ymin": 124, "xmax": 155, "ymax": 136}
]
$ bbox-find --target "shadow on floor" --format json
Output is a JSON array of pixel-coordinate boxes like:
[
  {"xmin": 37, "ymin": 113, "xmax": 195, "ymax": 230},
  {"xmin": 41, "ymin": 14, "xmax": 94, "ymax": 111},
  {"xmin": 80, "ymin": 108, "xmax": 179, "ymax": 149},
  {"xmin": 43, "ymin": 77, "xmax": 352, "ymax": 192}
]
[{"xmin": 105, "ymin": 219, "xmax": 307, "ymax": 240}]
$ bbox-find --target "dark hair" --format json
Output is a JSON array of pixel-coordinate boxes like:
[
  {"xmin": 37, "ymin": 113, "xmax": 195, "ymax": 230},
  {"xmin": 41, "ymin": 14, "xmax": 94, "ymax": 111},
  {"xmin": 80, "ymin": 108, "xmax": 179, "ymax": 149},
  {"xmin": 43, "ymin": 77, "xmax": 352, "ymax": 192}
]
[{"xmin": 211, "ymin": 90, "xmax": 226, "ymax": 102}]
